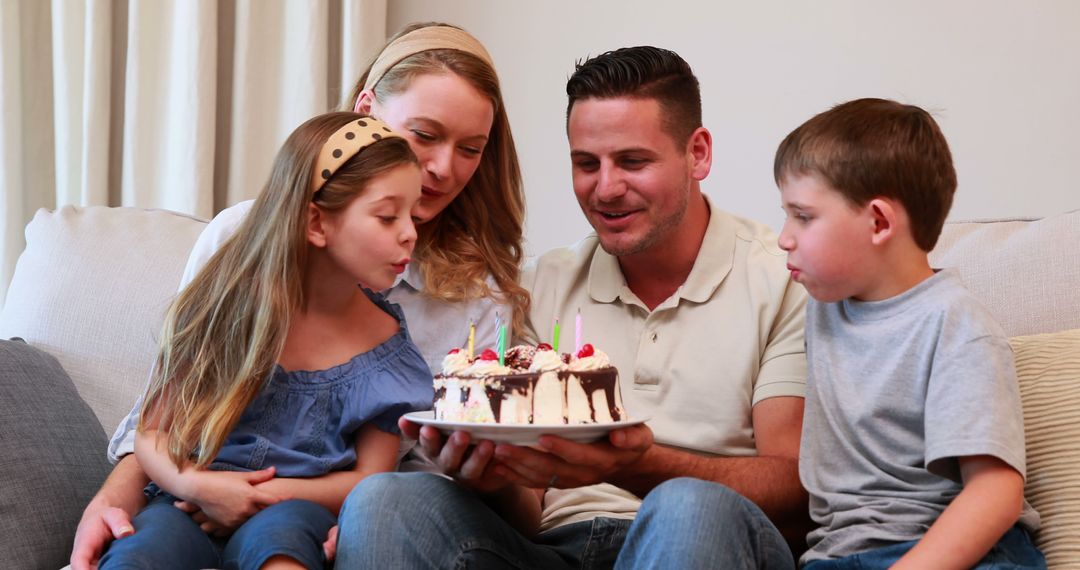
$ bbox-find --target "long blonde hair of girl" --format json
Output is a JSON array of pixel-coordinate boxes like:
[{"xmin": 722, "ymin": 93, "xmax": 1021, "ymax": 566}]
[
  {"xmin": 345, "ymin": 22, "xmax": 531, "ymax": 339},
  {"xmin": 139, "ymin": 112, "xmax": 418, "ymax": 468}
]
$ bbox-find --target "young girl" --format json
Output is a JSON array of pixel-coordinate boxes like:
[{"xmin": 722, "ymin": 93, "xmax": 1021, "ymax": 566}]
[
  {"xmin": 98, "ymin": 112, "xmax": 432, "ymax": 570},
  {"xmin": 76, "ymin": 22, "xmax": 536, "ymax": 569}
]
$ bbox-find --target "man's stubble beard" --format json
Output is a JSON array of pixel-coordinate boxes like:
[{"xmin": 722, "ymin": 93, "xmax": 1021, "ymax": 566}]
[{"xmin": 596, "ymin": 181, "xmax": 690, "ymax": 258}]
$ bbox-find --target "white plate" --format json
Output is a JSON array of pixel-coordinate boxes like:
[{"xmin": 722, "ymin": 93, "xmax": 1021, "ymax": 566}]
[{"xmin": 402, "ymin": 410, "xmax": 649, "ymax": 445}]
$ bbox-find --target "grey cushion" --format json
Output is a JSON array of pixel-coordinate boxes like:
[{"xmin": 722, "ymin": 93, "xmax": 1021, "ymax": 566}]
[{"xmin": 0, "ymin": 339, "xmax": 112, "ymax": 569}]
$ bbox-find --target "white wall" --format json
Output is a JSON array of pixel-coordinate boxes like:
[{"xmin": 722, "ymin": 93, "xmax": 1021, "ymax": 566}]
[{"xmin": 389, "ymin": 0, "xmax": 1080, "ymax": 257}]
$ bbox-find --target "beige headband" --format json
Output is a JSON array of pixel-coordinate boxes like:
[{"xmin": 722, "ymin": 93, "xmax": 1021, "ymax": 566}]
[
  {"xmin": 311, "ymin": 117, "xmax": 402, "ymax": 194},
  {"xmin": 362, "ymin": 26, "xmax": 495, "ymax": 92}
]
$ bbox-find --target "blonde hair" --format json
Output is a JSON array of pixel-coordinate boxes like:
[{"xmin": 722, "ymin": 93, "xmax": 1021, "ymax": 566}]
[
  {"xmin": 139, "ymin": 112, "xmax": 418, "ymax": 468},
  {"xmin": 344, "ymin": 22, "xmax": 531, "ymax": 339}
]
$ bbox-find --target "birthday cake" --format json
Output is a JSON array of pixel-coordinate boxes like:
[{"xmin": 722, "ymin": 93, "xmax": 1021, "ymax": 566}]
[{"xmin": 432, "ymin": 343, "xmax": 626, "ymax": 425}]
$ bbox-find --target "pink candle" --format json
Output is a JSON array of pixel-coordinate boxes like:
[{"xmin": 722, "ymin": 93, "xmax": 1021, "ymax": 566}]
[{"xmin": 575, "ymin": 309, "xmax": 583, "ymax": 353}]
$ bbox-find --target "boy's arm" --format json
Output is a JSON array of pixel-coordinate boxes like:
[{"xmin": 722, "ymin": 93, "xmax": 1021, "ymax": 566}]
[
  {"xmin": 891, "ymin": 455, "xmax": 1025, "ymax": 570},
  {"xmin": 254, "ymin": 423, "xmax": 400, "ymax": 514}
]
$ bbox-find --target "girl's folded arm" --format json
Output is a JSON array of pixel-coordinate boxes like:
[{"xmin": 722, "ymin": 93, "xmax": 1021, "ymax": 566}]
[
  {"xmin": 133, "ymin": 411, "xmax": 202, "ymax": 501},
  {"xmin": 134, "ymin": 423, "xmax": 285, "ymax": 529},
  {"xmin": 254, "ymin": 423, "xmax": 401, "ymax": 514}
]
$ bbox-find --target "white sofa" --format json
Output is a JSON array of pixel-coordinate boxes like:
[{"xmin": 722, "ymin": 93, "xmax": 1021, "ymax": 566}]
[{"xmin": 1, "ymin": 206, "xmax": 1078, "ymax": 568}]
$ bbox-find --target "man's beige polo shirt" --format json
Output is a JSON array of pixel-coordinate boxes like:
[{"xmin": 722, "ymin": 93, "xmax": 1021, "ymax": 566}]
[{"xmin": 522, "ymin": 198, "xmax": 808, "ymax": 531}]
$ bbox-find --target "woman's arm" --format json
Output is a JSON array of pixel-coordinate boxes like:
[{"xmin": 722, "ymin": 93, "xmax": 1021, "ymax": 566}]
[
  {"xmin": 254, "ymin": 423, "xmax": 400, "ymax": 514},
  {"xmin": 70, "ymin": 454, "xmax": 149, "ymax": 570},
  {"xmin": 891, "ymin": 455, "xmax": 1024, "ymax": 569}
]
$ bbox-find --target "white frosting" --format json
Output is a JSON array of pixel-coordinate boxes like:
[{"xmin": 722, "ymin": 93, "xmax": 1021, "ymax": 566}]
[
  {"xmin": 531, "ymin": 371, "xmax": 566, "ymax": 424},
  {"xmin": 466, "ymin": 359, "xmax": 513, "ymax": 376},
  {"xmin": 529, "ymin": 349, "xmax": 565, "ymax": 372},
  {"xmin": 569, "ymin": 349, "xmax": 611, "ymax": 371},
  {"xmin": 461, "ymin": 381, "xmax": 498, "ymax": 423},
  {"xmin": 433, "ymin": 377, "xmax": 464, "ymax": 420},
  {"xmin": 565, "ymin": 375, "xmax": 599, "ymax": 423},
  {"xmin": 441, "ymin": 350, "xmax": 473, "ymax": 374}
]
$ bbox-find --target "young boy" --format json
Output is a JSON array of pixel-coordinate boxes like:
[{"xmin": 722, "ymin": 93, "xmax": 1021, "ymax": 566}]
[{"xmin": 774, "ymin": 98, "xmax": 1045, "ymax": 569}]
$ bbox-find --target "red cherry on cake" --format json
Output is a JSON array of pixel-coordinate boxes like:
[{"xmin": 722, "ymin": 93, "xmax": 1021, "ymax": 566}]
[
  {"xmin": 479, "ymin": 348, "xmax": 499, "ymax": 361},
  {"xmin": 577, "ymin": 343, "xmax": 594, "ymax": 358},
  {"xmin": 537, "ymin": 343, "xmax": 553, "ymax": 351},
  {"xmin": 448, "ymin": 348, "xmax": 461, "ymax": 354}
]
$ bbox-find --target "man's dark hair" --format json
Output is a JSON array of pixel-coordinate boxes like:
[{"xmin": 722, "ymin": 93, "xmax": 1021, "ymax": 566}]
[
  {"xmin": 774, "ymin": 98, "xmax": 957, "ymax": 251},
  {"xmin": 566, "ymin": 46, "xmax": 702, "ymax": 146}
]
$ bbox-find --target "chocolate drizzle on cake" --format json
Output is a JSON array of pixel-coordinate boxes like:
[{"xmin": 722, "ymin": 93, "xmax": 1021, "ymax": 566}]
[
  {"xmin": 433, "ymin": 368, "xmax": 624, "ymax": 425},
  {"xmin": 432, "ymin": 344, "xmax": 626, "ymax": 425},
  {"xmin": 561, "ymin": 370, "xmax": 624, "ymax": 422}
]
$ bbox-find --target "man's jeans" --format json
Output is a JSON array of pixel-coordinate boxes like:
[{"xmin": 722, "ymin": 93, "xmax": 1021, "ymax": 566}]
[{"xmin": 336, "ymin": 473, "xmax": 794, "ymax": 569}]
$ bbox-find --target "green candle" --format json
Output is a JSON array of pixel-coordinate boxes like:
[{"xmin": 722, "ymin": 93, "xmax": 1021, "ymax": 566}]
[
  {"xmin": 497, "ymin": 324, "xmax": 508, "ymax": 366},
  {"xmin": 552, "ymin": 318, "xmax": 561, "ymax": 352}
]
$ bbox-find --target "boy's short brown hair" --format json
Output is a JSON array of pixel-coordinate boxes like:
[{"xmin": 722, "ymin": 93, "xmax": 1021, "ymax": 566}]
[{"xmin": 774, "ymin": 98, "xmax": 957, "ymax": 251}]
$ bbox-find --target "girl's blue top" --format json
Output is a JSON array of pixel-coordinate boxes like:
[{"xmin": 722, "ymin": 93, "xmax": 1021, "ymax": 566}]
[{"xmin": 211, "ymin": 289, "xmax": 433, "ymax": 477}]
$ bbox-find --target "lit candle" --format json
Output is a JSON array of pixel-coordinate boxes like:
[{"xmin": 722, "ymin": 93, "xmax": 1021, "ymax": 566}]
[
  {"xmin": 552, "ymin": 318, "xmax": 561, "ymax": 352},
  {"xmin": 575, "ymin": 308, "xmax": 583, "ymax": 353},
  {"xmin": 467, "ymin": 320, "xmax": 476, "ymax": 359}
]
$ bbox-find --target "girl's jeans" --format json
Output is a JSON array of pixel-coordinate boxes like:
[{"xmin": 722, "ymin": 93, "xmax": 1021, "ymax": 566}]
[{"xmin": 98, "ymin": 491, "xmax": 335, "ymax": 570}]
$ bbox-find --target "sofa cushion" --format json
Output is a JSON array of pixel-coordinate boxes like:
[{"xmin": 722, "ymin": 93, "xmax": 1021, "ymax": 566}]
[
  {"xmin": 0, "ymin": 206, "xmax": 206, "ymax": 435},
  {"xmin": 0, "ymin": 339, "xmax": 114, "ymax": 569},
  {"xmin": 1010, "ymin": 327, "xmax": 1080, "ymax": 567},
  {"xmin": 931, "ymin": 210, "xmax": 1080, "ymax": 337}
]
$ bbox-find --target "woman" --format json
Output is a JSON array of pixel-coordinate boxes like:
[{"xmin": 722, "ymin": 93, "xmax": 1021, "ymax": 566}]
[{"xmin": 72, "ymin": 22, "xmax": 535, "ymax": 570}]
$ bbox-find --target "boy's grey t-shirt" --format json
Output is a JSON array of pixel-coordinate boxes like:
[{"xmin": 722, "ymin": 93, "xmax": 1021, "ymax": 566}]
[{"xmin": 800, "ymin": 269, "xmax": 1039, "ymax": 563}]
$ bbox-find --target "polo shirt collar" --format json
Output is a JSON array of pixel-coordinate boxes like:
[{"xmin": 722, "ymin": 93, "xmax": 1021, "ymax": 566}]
[{"xmin": 587, "ymin": 194, "xmax": 734, "ymax": 305}]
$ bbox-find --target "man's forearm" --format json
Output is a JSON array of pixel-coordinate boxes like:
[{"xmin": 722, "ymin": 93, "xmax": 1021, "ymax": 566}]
[
  {"xmin": 88, "ymin": 454, "xmax": 150, "ymax": 516},
  {"xmin": 609, "ymin": 444, "xmax": 806, "ymax": 522}
]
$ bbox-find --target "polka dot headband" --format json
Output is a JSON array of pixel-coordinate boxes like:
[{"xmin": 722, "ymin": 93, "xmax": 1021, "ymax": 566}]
[
  {"xmin": 311, "ymin": 116, "xmax": 402, "ymax": 194},
  {"xmin": 362, "ymin": 25, "xmax": 495, "ymax": 92}
]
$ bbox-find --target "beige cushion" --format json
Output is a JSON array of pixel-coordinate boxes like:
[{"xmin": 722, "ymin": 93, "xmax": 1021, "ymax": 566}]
[
  {"xmin": 0, "ymin": 206, "xmax": 206, "ymax": 435},
  {"xmin": 931, "ymin": 210, "xmax": 1080, "ymax": 337},
  {"xmin": 1010, "ymin": 328, "xmax": 1080, "ymax": 568}
]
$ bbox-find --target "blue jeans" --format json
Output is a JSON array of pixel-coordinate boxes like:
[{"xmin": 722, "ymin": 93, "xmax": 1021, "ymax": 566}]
[
  {"xmin": 802, "ymin": 525, "xmax": 1046, "ymax": 569},
  {"xmin": 618, "ymin": 478, "xmax": 795, "ymax": 569},
  {"xmin": 98, "ymin": 492, "xmax": 335, "ymax": 570},
  {"xmin": 336, "ymin": 473, "xmax": 793, "ymax": 569}
]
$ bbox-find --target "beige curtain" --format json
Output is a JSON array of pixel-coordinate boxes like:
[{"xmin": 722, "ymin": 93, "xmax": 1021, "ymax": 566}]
[{"xmin": 0, "ymin": 0, "xmax": 388, "ymax": 309}]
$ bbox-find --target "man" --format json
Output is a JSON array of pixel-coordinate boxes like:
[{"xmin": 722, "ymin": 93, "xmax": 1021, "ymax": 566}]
[{"xmin": 335, "ymin": 46, "xmax": 809, "ymax": 569}]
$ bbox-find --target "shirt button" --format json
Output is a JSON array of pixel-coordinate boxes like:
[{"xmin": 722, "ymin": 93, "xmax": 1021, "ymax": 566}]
[{"xmin": 651, "ymin": 332, "xmax": 658, "ymax": 342}]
